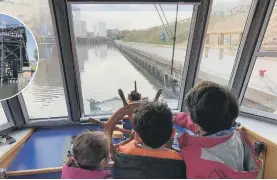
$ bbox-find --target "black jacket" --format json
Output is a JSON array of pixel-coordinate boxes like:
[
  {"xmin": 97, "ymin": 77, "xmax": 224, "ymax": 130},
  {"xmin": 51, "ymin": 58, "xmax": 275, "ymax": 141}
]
[{"xmin": 114, "ymin": 150, "xmax": 186, "ymax": 179}]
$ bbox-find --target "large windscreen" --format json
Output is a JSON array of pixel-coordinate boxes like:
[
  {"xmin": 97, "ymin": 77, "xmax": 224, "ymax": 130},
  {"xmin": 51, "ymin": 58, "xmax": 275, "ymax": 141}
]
[{"xmin": 70, "ymin": 3, "xmax": 193, "ymax": 116}]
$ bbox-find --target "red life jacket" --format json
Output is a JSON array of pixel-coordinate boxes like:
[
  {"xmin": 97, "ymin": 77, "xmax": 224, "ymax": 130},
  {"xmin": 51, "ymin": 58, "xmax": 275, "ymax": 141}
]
[
  {"xmin": 175, "ymin": 112, "xmax": 261, "ymax": 179},
  {"xmin": 178, "ymin": 131, "xmax": 260, "ymax": 178}
]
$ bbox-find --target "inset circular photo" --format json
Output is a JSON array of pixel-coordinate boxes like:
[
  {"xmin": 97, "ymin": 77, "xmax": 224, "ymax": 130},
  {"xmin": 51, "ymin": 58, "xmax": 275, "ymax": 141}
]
[{"xmin": 0, "ymin": 13, "xmax": 39, "ymax": 100}]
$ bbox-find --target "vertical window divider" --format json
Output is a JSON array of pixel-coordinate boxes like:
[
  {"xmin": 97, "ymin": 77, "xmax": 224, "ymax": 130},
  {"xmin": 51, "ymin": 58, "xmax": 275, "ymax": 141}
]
[
  {"xmin": 66, "ymin": 3, "xmax": 85, "ymax": 117},
  {"xmin": 49, "ymin": 0, "xmax": 82, "ymax": 122},
  {"xmin": 179, "ymin": 0, "xmax": 213, "ymax": 112}
]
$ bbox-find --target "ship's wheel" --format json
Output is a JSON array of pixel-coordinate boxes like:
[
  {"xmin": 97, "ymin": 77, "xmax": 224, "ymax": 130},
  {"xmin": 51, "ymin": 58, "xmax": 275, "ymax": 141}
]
[{"xmin": 88, "ymin": 81, "xmax": 163, "ymax": 160}]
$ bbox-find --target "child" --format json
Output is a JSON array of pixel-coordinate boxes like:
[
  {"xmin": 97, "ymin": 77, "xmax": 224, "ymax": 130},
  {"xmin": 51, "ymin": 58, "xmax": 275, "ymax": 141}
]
[
  {"xmin": 115, "ymin": 101, "xmax": 186, "ymax": 179},
  {"xmin": 61, "ymin": 131, "xmax": 111, "ymax": 179},
  {"xmin": 174, "ymin": 81, "xmax": 259, "ymax": 178}
]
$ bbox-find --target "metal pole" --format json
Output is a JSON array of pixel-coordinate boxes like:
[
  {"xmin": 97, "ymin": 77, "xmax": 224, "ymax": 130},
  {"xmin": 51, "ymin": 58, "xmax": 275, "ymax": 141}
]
[
  {"xmin": 20, "ymin": 42, "xmax": 22, "ymax": 77},
  {"xmin": 170, "ymin": 4, "xmax": 179, "ymax": 75},
  {"xmin": 159, "ymin": 4, "xmax": 174, "ymax": 38},
  {"xmin": 154, "ymin": 4, "xmax": 171, "ymax": 39},
  {"xmin": 1, "ymin": 25, "xmax": 3, "ymax": 85}
]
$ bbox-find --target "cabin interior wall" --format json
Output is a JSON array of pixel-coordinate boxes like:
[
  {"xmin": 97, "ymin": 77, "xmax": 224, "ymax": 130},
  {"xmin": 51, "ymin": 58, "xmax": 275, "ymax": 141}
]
[{"xmin": 244, "ymin": 129, "xmax": 277, "ymax": 179}]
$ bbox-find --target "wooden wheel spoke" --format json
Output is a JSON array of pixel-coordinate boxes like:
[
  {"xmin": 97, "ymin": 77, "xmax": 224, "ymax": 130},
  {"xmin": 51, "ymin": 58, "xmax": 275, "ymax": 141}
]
[
  {"xmin": 105, "ymin": 88, "xmax": 162, "ymax": 161},
  {"xmin": 114, "ymin": 126, "xmax": 132, "ymax": 135}
]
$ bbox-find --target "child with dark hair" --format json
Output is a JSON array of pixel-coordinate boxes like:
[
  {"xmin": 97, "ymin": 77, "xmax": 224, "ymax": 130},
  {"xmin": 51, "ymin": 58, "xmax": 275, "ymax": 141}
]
[
  {"xmin": 174, "ymin": 81, "xmax": 260, "ymax": 178},
  {"xmin": 61, "ymin": 131, "xmax": 111, "ymax": 179},
  {"xmin": 115, "ymin": 101, "xmax": 186, "ymax": 179}
]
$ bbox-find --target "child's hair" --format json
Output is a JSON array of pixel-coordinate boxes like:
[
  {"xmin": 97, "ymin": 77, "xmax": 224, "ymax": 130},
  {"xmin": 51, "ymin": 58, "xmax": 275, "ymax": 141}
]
[
  {"xmin": 67, "ymin": 131, "xmax": 110, "ymax": 170},
  {"xmin": 185, "ymin": 81, "xmax": 239, "ymax": 134},
  {"xmin": 133, "ymin": 101, "xmax": 173, "ymax": 149}
]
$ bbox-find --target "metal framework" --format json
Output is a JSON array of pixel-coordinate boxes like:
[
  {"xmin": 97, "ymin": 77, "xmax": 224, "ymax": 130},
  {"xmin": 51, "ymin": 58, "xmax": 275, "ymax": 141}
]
[
  {"xmin": 0, "ymin": 0, "xmax": 277, "ymax": 131},
  {"xmin": 0, "ymin": 25, "xmax": 29, "ymax": 84}
]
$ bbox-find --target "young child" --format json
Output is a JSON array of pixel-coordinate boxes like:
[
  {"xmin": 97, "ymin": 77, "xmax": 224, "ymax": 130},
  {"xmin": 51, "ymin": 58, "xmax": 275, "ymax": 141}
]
[
  {"xmin": 115, "ymin": 101, "xmax": 186, "ymax": 179},
  {"xmin": 61, "ymin": 131, "xmax": 111, "ymax": 179},
  {"xmin": 174, "ymin": 81, "xmax": 260, "ymax": 178}
]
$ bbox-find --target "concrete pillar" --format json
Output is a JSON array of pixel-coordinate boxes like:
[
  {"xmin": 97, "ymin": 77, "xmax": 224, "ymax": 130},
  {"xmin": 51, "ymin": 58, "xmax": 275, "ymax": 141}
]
[
  {"xmin": 171, "ymin": 79, "xmax": 178, "ymax": 93},
  {"xmin": 164, "ymin": 74, "xmax": 169, "ymax": 88},
  {"xmin": 219, "ymin": 33, "xmax": 224, "ymax": 60},
  {"xmin": 238, "ymin": 33, "xmax": 243, "ymax": 41},
  {"xmin": 204, "ymin": 34, "xmax": 210, "ymax": 58}
]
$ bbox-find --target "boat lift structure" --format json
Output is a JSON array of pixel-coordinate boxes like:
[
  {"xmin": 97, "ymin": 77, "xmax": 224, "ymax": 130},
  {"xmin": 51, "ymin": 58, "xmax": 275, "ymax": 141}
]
[{"xmin": 0, "ymin": 24, "xmax": 29, "ymax": 84}]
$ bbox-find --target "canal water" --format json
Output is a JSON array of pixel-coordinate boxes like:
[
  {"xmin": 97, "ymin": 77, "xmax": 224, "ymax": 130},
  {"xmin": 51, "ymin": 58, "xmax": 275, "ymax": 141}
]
[
  {"xmin": 22, "ymin": 42, "xmax": 179, "ymax": 119},
  {"xmin": 16, "ymin": 41, "xmax": 277, "ymax": 119}
]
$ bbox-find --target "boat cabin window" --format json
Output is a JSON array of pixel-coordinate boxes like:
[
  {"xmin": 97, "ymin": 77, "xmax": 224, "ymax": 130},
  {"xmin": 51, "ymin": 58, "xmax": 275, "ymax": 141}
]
[
  {"xmin": 0, "ymin": 0, "xmax": 69, "ymax": 119},
  {"xmin": 241, "ymin": 3, "xmax": 277, "ymax": 119},
  {"xmin": 21, "ymin": 1, "xmax": 68, "ymax": 120},
  {"xmin": 0, "ymin": 0, "xmax": 277, "ymax": 178},
  {"xmin": 0, "ymin": 0, "xmax": 275, "ymax": 133},
  {"xmin": 260, "ymin": 2, "xmax": 277, "ymax": 52},
  {"xmin": 198, "ymin": 0, "xmax": 253, "ymax": 86},
  {"xmin": 70, "ymin": 3, "xmax": 193, "ymax": 115}
]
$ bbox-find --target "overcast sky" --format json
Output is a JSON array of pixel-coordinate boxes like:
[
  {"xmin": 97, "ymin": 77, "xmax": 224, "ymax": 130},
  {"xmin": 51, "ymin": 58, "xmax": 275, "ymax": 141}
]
[
  {"xmin": 73, "ymin": 4, "xmax": 194, "ymax": 31},
  {"xmin": 72, "ymin": 0, "xmax": 250, "ymax": 31}
]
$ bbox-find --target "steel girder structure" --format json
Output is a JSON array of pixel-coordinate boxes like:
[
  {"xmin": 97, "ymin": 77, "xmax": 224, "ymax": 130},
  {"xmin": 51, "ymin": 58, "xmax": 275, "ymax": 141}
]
[{"xmin": 0, "ymin": 25, "xmax": 29, "ymax": 83}]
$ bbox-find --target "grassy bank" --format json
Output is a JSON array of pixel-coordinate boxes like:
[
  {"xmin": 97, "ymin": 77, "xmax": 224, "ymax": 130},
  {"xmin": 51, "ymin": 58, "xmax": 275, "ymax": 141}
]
[{"xmin": 122, "ymin": 13, "xmax": 249, "ymax": 47}]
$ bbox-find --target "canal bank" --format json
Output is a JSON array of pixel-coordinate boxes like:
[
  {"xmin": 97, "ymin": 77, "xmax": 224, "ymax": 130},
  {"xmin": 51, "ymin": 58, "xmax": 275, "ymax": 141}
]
[{"xmin": 115, "ymin": 41, "xmax": 277, "ymax": 113}]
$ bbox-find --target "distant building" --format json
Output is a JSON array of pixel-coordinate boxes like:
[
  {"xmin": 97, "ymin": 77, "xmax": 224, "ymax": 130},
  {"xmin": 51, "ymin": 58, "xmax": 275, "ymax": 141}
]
[
  {"xmin": 72, "ymin": 7, "xmax": 81, "ymax": 21},
  {"xmin": 107, "ymin": 29, "xmax": 120, "ymax": 38},
  {"xmin": 93, "ymin": 24, "xmax": 97, "ymax": 37},
  {"xmin": 88, "ymin": 32, "xmax": 94, "ymax": 38},
  {"xmin": 98, "ymin": 22, "xmax": 107, "ymax": 37},
  {"xmin": 72, "ymin": 7, "xmax": 87, "ymax": 38},
  {"xmin": 81, "ymin": 21, "xmax": 87, "ymax": 37}
]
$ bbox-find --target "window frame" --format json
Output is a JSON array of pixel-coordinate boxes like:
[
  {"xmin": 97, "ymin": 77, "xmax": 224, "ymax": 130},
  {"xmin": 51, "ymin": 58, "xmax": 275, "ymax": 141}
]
[
  {"xmin": 67, "ymin": 0, "xmax": 201, "ymax": 4},
  {"xmin": 66, "ymin": 0, "xmax": 203, "ymax": 118},
  {"xmin": 179, "ymin": 0, "xmax": 213, "ymax": 111},
  {"xmin": 66, "ymin": 3, "xmax": 85, "ymax": 117},
  {"xmin": 234, "ymin": 0, "xmax": 277, "ymax": 122},
  {"xmin": 7, "ymin": 0, "xmax": 78, "ymax": 125},
  {"xmin": 14, "ymin": 0, "xmax": 81, "ymax": 125},
  {"xmin": 1, "ymin": 0, "xmax": 276, "ymax": 130}
]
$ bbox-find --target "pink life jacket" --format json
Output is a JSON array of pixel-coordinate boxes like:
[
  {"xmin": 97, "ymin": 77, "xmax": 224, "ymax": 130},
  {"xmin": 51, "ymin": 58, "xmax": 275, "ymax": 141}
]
[
  {"xmin": 174, "ymin": 112, "xmax": 261, "ymax": 179},
  {"xmin": 61, "ymin": 165, "xmax": 111, "ymax": 179}
]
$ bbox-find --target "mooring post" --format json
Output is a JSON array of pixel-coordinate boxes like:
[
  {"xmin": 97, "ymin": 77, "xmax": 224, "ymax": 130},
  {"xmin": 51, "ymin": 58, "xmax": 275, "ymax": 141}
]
[
  {"xmin": 205, "ymin": 34, "xmax": 210, "ymax": 58},
  {"xmin": 219, "ymin": 33, "xmax": 224, "ymax": 60}
]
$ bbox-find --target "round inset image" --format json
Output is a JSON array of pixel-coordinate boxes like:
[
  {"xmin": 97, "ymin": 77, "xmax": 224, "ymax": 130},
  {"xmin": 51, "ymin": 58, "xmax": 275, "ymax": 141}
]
[{"xmin": 0, "ymin": 13, "xmax": 39, "ymax": 101}]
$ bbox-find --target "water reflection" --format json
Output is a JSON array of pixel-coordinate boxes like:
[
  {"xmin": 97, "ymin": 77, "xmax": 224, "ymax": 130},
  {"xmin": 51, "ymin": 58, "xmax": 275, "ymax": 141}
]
[
  {"xmin": 22, "ymin": 44, "xmax": 68, "ymax": 119},
  {"xmin": 23, "ymin": 42, "xmax": 179, "ymax": 118},
  {"xmin": 76, "ymin": 42, "xmax": 179, "ymax": 115}
]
